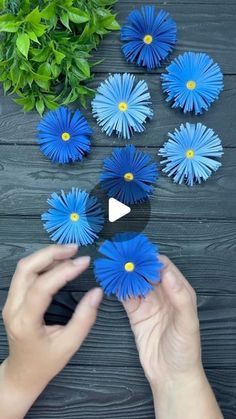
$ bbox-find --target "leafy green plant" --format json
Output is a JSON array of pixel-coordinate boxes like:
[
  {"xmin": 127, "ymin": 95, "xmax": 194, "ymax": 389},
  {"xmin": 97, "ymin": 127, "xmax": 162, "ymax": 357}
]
[{"xmin": 0, "ymin": 0, "xmax": 119, "ymax": 114}]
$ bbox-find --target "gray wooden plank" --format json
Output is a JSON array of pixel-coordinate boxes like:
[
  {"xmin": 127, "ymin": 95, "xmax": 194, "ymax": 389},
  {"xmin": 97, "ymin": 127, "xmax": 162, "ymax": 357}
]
[
  {"xmin": 92, "ymin": 4, "xmax": 236, "ymax": 75},
  {"xmin": 0, "ymin": 291, "xmax": 236, "ymax": 368},
  {"xmin": 0, "ymin": 145, "xmax": 234, "ymax": 219},
  {"xmin": 0, "ymin": 218, "xmax": 235, "ymax": 294},
  {"xmin": 25, "ymin": 365, "xmax": 236, "ymax": 419},
  {"xmin": 0, "ymin": 75, "xmax": 235, "ymax": 147}
]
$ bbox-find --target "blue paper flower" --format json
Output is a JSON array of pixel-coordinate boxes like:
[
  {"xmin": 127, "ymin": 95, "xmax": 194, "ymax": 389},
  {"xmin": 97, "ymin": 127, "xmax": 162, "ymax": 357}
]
[
  {"xmin": 42, "ymin": 188, "xmax": 104, "ymax": 245},
  {"xmin": 37, "ymin": 107, "xmax": 93, "ymax": 164},
  {"xmin": 91, "ymin": 73, "xmax": 153, "ymax": 140},
  {"xmin": 94, "ymin": 233, "xmax": 163, "ymax": 300},
  {"xmin": 100, "ymin": 144, "xmax": 158, "ymax": 204},
  {"xmin": 161, "ymin": 52, "xmax": 224, "ymax": 114},
  {"xmin": 159, "ymin": 123, "xmax": 223, "ymax": 186},
  {"xmin": 121, "ymin": 6, "xmax": 177, "ymax": 70}
]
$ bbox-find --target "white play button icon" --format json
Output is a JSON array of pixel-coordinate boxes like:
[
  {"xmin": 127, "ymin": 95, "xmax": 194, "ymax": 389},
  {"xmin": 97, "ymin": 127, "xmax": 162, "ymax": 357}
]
[{"xmin": 108, "ymin": 198, "xmax": 131, "ymax": 223}]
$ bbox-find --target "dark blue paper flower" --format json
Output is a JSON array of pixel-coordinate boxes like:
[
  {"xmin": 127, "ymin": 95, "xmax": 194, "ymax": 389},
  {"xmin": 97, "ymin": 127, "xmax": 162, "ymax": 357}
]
[
  {"xmin": 42, "ymin": 188, "xmax": 104, "ymax": 245},
  {"xmin": 159, "ymin": 123, "xmax": 223, "ymax": 186},
  {"xmin": 100, "ymin": 144, "xmax": 158, "ymax": 204},
  {"xmin": 92, "ymin": 73, "xmax": 153, "ymax": 140},
  {"xmin": 37, "ymin": 107, "xmax": 92, "ymax": 164},
  {"xmin": 121, "ymin": 6, "xmax": 177, "ymax": 70},
  {"xmin": 161, "ymin": 52, "xmax": 224, "ymax": 114},
  {"xmin": 94, "ymin": 233, "xmax": 163, "ymax": 300}
]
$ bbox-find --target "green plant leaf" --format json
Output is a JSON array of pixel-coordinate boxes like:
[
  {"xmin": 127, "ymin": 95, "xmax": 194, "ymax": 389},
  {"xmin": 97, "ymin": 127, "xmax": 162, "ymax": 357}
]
[
  {"xmin": 106, "ymin": 18, "xmax": 120, "ymax": 30},
  {"xmin": 54, "ymin": 50, "xmax": 65, "ymax": 65},
  {"xmin": 27, "ymin": 31, "xmax": 39, "ymax": 43},
  {"xmin": 76, "ymin": 58, "xmax": 90, "ymax": 77},
  {"xmin": 0, "ymin": 15, "xmax": 21, "ymax": 32},
  {"xmin": 31, "ymin": 23, "xmax": 46, "ymax": 37},
  {"xmin": 16, "ymin": 33, "xmax": 30, "ymax": 58},
  {"xmin": 60, "ymin": 11, "xmax": 70, "ymax": 30},
  {"xmin": 25, "ymin": 7, "xmax": 41, "ymax": 25},
  {"xmin": 36, "ymin": 98, "xmax": 45, "ymax": 115},
  {"xmin": 41, "ymin": 4, "xmax": 55, "ymax": 20},
  {"xmin": 68, "ymin": 7, "xmax": 89, "ymax": 24},
  {"xmin": 38, "ymin": 62, "xmax": 51, "ymax": 77}
]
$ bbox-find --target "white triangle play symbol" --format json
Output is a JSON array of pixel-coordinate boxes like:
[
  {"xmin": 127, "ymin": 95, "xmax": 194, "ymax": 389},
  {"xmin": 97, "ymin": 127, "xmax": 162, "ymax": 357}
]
[{"xmin": 108, "ymin": 198, "xmax": 131, "ymax": 223}]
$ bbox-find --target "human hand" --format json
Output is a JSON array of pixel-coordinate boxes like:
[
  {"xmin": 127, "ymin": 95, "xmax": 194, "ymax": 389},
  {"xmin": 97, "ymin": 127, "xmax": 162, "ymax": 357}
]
[
  {"xmin": 122, "ymin": 255, "xmax": 223, "ymax": 419},
  {"xmin": 0, "ymin": 244, "xmax": 103, "ymax": 419}
]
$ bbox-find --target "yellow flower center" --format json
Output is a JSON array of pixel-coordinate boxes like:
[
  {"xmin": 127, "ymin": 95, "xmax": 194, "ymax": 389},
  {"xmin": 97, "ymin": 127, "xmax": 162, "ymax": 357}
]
[
  {"xmin": 118, "ymin": 101, "xmax": 128, "ymax": 112},
  {"xmin": 61, "ymin": 132, "xmax": 71, "ymax": 141},
  {"xmin": 186, "ymin": 80, "xmax": 196, "ymax": 90},
  {"xmin": 185, "ymin": 149, "xmax": 195, "ymax": 159},
  {"xmin": 70, "ymin": 212, "xmax": 80, "ymax": 222},
  {"xmin": 124, "ymin": 172, "xmax": 134, "ymax": 182},
  {"xmin": 124, "ymin": 262, "xmax": 135, "ymax": 272},
  {"xmin": 143, "ymin": 34, "xmax": 153, "ymax": 44}
]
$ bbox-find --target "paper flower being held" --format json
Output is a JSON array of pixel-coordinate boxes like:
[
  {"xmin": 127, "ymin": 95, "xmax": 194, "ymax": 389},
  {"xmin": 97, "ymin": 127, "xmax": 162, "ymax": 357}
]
[
  {"xmin": 37, "ymin": 107, "xmax": 92, "ymax": 164},
  {"xmin": 94, "ymin": 233, "xmax": 163, "ymax": 300},
  {"xmin": 42, "ymin": 188, "xmax": 104, "ymax": 245},
  {"xmin": 161, "ymin": 52, "xmax": 224, "ymax": 114},
  {"xmin": 92, "ymin": 73, "xmax": 153, "ymax": 140},
  {"xmin": 100, "ymin": 144, "xmax": 158, "ymax": 204},
  {"xmin": 159, "ymin": 123, "xmax": 223, "ymax": 186},
  {"xmin": 121, "ymin": 6, "xmax": 177, "ymax": 70}
]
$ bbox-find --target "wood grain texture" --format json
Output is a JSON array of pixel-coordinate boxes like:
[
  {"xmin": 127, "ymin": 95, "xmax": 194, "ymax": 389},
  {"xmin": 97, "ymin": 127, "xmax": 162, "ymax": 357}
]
[
  {"xmin": 24, "ymin": 365, "xmax": 236, "ymax": 419},
  {"xmin": 92, "ymin": 4, "xmax": 236, "ymax": 75},
  {"xmin": 0, "ymin": 75, "xmax": 235, "ymax": 147},
  {"xmin": 0, "ymin": 291, "xmax": 236, "ymax": 369},
  {"xmin": 0, "ymin": 217, "xmax": 236, "ymax": 293},
  {"xmin": 0, "ymin": 146, "xmax": 235, "ymax": 219}
]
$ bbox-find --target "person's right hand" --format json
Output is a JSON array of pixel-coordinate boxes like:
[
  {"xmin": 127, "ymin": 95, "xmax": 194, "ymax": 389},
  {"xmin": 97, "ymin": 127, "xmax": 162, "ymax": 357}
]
[
  {"xmin": 0, "ymin": 244, "xmax": 103, "ymax": 419},
  {"xmin": 122, "ymin": 255, "xmax": 223, "ymax": 419}
]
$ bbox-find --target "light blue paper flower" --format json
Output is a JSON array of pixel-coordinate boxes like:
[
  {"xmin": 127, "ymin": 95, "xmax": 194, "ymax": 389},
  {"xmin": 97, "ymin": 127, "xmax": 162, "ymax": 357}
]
[
  {"xmin": 161, "ymin": 52, "xmax": 224, "ymax": 114},
  {"xmin": 159, "ymin": 123, "xmax": 223, "ymax": 186},
  {"xmin": 92, "ymin": 73, "xmax": 153, "ymax": 140},
  {"xmin": 42, "ymin": 188, "xmax": 104, "ymax": 245}
]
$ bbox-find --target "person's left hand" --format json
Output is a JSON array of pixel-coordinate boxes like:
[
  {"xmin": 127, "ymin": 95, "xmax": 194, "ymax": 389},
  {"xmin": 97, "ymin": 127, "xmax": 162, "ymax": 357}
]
[{"xmin": 1, "ymin": 244, "xmax": 103, "ymax": 419}]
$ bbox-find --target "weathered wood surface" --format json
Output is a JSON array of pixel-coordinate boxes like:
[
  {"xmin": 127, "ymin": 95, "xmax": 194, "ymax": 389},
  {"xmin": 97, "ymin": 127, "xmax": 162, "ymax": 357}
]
[
  {"xmin": 0, "ymin": 0, "xmax": 235, "ymax": 418},
  {"xmin": 0, "ymin": 218, "xmax": 236, "ymax": 294},
  {"xmin": 93, "ymin": 4, "xmax": 236, "ymax": 75},
  {"xmin": 0, "ymin": 291, "xmax": 236, "ymax": 369},
  {"xmin": 24, "ymin": 366, "xmax": 236, "ymax": 419},
  {"xmin": 0, "ymin": 146, "xmax": 235, "ymax": 219},
  {"xmin": 0, "ymin": 75, "xmax": 236, "ymax": 147}
]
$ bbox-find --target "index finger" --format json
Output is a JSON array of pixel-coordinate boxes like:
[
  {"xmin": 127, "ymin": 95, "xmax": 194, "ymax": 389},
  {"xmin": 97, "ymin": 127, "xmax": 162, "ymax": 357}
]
[{"xmin": 15, "ymin": 244, "xmax": 79, "ymax": 276}]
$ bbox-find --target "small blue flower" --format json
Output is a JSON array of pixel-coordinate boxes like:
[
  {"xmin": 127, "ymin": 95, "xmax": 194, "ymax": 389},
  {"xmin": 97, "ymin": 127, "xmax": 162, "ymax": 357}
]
[
  {"xmin": 37, "ymin": 107, "xmax": 93, "ymax": 164},
  {"xmin": 42, "ymin": 188, "xmax": 104, "ymax": 245},
  {"xmin": 159, "ymin": 123, "xmax": 223, "ymax": 186},
  {"xmin": 92, "ymin": 73, "xmax": 153, "ymax": 140},
  {"xmin": 94, "ymin": 233, "xmax": 163, "ymax": 300},
  {"xmin": 121, "ymin": 6, "xmax": 177, "ymax": 70},
  {"xmin": 161, "ymin": 52, "xmax": 224, "ymax": 114},
  {"xmin": 100, "ymin": 144, "xmax": 158, "ymax": 204}
]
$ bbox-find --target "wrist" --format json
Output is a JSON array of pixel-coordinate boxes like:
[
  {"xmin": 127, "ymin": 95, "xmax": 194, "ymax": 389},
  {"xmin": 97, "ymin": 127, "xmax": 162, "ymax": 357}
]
[
  {"xmin": 150, "ymin": 365, "xmax": 223, "ymax": 419},
  {"xmin": 0, "ymin": 358, "xmax": 44, "ymax": 419}
]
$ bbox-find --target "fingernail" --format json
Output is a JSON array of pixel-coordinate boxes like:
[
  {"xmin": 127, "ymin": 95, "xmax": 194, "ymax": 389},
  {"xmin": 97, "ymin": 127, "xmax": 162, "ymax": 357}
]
[
  {"xmin": 72, "ymin": 256, "xmax": 90, "ymax": 266},
  {"xmin": 64, "ymin": 244, "xmax": 78, "ymax": 250},
  {"xmin": 88, "ymin": 288, "xmax": 103, "ymax": 307},
  {"xmin": 166, "ymin": 271, "xmax": 182, "ymax": 291}
]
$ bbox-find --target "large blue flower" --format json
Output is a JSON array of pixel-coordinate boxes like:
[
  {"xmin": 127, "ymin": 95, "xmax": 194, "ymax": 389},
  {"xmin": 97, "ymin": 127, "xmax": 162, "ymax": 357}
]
[
  {"xmin": 161, "ymin": 52, "xmax": 224, "ymax": 114},
  {"xmin": 94, "ymin": 233, "xmax": 163, "ymax": 300},
  {"xmin": 42, "ymin": 188, "xmax": 104, "ymax": 245},
  {"xmin": 100, "ymin": 144, "xmax": 158, "ymax": 204},
  {"xmin": 121, "ymin": 6, "xmax": 177, "ymax": 70},
  {"xmin": 37, "ymin": 107, "xmax": 93, "ymax": 164},
  {"xmin": 91, "ymin": 73, "xmax": 153, "ymax": 140},
  {"xmin": 159, "ymin": 123, "xmax": 223, "ymax": 186}
]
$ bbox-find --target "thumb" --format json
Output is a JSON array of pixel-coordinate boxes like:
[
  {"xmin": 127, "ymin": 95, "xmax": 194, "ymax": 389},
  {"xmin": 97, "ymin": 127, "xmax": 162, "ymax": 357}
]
[
  {"xmin": 161, "ymin": 263, "xmax": 199, "ymax": 334},
  {"xmin": 62, "ymin": 288, "xmax": 103, "ymax": 353}
]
